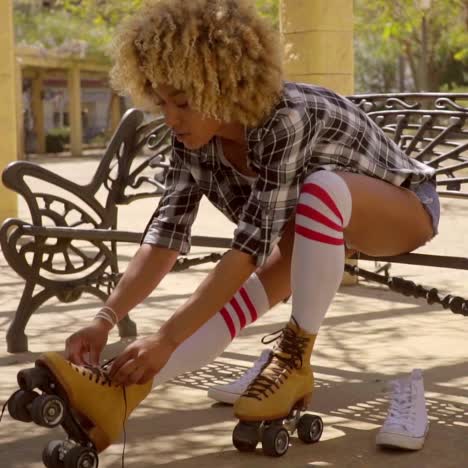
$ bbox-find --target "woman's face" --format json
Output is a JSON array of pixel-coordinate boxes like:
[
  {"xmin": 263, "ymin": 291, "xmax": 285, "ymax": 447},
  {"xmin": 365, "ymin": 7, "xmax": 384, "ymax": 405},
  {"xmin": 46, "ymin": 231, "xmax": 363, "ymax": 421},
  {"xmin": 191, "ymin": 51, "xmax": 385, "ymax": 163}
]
[{"xmin": 154, "ymin": 84, "xmax": 222, "ymax": 150}]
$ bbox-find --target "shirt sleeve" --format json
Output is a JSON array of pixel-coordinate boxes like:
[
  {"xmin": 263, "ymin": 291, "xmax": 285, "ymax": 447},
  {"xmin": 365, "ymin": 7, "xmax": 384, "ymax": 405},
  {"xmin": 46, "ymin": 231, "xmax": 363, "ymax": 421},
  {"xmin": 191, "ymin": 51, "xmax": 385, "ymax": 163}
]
[
  {"xmin": 141, "ymin": 144, "xmax": 202, "ymax": 255},
  {"xmin": 231, "ymin": 107, "xmax": 319, "ymax": 267}
]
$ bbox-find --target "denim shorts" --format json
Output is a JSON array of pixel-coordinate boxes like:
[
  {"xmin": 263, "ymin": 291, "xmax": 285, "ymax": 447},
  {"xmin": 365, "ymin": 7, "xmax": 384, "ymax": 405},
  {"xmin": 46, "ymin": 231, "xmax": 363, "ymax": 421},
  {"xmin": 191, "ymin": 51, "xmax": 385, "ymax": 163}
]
[{"xmin": 411, "ymin": 179, "xmax": 440, "ymax": 237}]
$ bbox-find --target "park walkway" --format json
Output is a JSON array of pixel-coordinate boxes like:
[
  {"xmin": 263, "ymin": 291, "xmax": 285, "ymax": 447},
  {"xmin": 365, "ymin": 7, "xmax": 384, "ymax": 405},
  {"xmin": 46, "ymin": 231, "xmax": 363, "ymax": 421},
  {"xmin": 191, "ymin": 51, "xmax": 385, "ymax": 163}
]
[{"xmin": 0, "ymin": 156, "xmax": 467, "ymax": 467}]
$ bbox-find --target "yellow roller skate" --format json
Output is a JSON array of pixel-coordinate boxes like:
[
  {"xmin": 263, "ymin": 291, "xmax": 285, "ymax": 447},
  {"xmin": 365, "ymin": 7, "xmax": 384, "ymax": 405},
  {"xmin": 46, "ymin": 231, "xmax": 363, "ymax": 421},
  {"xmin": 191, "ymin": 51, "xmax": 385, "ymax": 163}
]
[
  {"xmin": 4, "ymin": 352, "xmax": 151, "ymax": 468},
  {"xmin": 233, "ymin": 317, "xmax": 323, "ymax": 457}
]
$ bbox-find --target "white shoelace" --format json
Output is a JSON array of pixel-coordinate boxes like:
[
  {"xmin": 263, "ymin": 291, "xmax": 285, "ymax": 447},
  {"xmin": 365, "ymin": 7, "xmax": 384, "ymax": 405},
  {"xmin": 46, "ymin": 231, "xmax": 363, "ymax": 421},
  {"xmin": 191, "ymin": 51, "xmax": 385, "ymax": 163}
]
[{"xmin": 385, "ymin": 380, "xmax": 415, "ymax": 430}]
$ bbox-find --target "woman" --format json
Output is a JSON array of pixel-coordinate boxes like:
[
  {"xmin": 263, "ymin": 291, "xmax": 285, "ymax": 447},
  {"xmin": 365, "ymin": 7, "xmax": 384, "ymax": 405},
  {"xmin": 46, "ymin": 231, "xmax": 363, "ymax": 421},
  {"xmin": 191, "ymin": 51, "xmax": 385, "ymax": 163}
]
[{"xmin": 55, "ymin": 0, "xmax": 438, "ymax": 450}]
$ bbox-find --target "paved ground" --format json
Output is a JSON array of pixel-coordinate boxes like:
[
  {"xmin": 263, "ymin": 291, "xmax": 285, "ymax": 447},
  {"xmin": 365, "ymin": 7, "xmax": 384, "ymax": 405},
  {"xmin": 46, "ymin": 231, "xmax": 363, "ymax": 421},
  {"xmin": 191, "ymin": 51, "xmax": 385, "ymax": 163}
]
[{"xmin": 1, "ymin": 156, "xmax": 467, "ymax": 468}]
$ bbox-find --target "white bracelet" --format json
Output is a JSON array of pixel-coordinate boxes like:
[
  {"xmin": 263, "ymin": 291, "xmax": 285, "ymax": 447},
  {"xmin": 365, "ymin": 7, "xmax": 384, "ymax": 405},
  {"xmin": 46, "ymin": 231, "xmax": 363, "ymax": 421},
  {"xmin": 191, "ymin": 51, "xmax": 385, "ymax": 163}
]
[
  {"xmin": 94, "ymin": 312, "xmax": 115, "ymax": 327},
  {"xmin": 100, "ymin": 306, "xmax": 119, "ymax": 324}
]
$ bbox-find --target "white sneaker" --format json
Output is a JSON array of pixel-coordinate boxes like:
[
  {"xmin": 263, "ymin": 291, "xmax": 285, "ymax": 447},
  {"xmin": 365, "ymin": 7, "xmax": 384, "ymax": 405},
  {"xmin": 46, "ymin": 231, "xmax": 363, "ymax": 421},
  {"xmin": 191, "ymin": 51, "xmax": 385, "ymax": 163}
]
[
  {"xmin": 376, "ymin": 369, "xmax": 430, "ymax": 450},
  {"xmin": 207, "ymin": 349, "xmax": 272, "ymax": 404}
]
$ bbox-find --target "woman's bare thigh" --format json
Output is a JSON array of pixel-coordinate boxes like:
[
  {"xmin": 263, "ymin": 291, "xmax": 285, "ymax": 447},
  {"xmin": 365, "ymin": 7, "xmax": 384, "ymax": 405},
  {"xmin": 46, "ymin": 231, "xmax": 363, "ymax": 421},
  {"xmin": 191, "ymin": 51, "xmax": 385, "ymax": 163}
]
[
  {"xmin": 254, "ymin": 172, "xmax": 433, "ymax": 304},
  {"xmin": 337, "ymin": 172, "xmax": 434, "ymax": 256}
]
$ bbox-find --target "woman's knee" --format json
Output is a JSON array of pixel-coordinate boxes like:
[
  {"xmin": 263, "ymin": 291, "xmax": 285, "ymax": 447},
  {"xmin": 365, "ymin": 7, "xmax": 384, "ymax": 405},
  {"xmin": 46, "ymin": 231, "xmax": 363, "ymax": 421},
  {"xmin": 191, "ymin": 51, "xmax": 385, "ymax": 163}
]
[{"xmin": 300, "ymin": 170, "xmax": 353, "ymax": 228}]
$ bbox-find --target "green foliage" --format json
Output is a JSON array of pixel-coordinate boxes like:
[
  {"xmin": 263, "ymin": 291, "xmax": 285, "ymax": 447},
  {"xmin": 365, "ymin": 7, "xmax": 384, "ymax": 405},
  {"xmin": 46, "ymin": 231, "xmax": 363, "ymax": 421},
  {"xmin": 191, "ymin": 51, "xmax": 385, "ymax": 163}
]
[
  {"xmin": 255, "ymin": 0, "xmax": 280, "ymax": 28},
  {"xmin": 355, "ymin": 0, "xmax": 468, "ymax": 92},
  {"xmin": 13, "ymin": 0, "xmax": 467, "ymax": 92},
  {"xmin": 14, "ymin": 0, "xmax": 280, "ymax": 59},
  {"xmin": 56, "ymin": 0, "xmax": 144, "ymax": 27},
  {"xmin": 14, "ymin": 2, "xmax": 113, "ymax": 59},
  {"xmin": 45, "ymin": 127, "xmax": 70, "ymax": 153},
  {"xmin": 56, "ymin": 0, "xmax": 279, "ymax": 28}
]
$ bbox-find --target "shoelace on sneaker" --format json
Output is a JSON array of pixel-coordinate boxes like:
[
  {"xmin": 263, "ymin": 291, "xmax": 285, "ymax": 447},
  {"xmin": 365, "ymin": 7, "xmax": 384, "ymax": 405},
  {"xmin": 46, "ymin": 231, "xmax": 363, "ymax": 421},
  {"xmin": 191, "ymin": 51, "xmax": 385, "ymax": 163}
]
[
  {"xmin": 242, "ymin": 318, "xmax": 310, "ymax": 400},
  {"xmin": 385, "ymin": 381, "xmax": 415, "ymax": 430}
]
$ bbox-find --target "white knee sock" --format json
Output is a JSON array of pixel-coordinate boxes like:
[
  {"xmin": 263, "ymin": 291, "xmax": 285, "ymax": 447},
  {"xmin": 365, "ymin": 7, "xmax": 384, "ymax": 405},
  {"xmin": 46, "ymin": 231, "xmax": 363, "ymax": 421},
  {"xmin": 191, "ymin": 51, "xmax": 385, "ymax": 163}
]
[
  {"xmin": 152, "ymin": 272, "xmax": 270, "ymax": 387},
  {"xmin": 291, "ymin": 171, "xmax": 352, "ymax": 333}
]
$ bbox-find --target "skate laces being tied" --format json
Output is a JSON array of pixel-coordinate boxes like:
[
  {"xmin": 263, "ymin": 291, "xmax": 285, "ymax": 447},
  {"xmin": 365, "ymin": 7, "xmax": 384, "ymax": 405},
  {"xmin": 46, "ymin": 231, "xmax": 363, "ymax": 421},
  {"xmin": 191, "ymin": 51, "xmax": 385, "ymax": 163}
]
[
  {"xmin": 68, "ymin": 358, "xmax": 129, "ymax": 468},
  {"xmin": 0, "ymin": 357, "xmax": 129, "ymax": 468},
  {"xmin": 68, "ymin": 359, "xmax": 114, "ymax": 386},
  {"xmin": 71, "ymin": 358, "xmax": 129, "ymax": 468},
  {"xmin": 243, "ymin": 318, "xmax": 310, "ymax": 400}
]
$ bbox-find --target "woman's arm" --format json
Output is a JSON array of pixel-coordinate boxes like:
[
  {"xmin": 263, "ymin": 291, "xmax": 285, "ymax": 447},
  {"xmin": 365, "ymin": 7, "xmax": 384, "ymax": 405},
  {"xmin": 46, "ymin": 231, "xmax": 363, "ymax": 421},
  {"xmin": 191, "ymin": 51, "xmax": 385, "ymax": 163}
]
[
  {"xmin": 93, "ymin": 244, "xmax": 179, "ymax": 331},
  {"xmin": 108, "ymin": 248, "xmax": 256, "ymax": 384},
  {"xmin": 158, "ymin": 248, "xmax": 257, "ymax": 347}
]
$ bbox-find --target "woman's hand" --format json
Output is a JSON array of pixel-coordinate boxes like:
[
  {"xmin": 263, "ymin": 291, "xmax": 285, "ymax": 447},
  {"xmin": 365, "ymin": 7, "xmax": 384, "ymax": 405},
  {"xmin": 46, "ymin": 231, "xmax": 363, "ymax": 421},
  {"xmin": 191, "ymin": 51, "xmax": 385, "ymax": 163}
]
[
  {"xmin": 108, "ymin": 332, "xmax": 177, "ymax": 386},
  {"xmin": 65, "ymin": 319, "xmax": 111, "ymax": 366}
]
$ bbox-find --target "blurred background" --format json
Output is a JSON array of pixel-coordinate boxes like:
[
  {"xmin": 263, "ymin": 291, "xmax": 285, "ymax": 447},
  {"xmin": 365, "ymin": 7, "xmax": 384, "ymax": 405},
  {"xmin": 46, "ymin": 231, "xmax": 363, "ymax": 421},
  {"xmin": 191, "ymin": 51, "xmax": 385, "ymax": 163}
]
[{"xmin": 10, "ymin": 0, "xmax": 468, "ymax": 158}]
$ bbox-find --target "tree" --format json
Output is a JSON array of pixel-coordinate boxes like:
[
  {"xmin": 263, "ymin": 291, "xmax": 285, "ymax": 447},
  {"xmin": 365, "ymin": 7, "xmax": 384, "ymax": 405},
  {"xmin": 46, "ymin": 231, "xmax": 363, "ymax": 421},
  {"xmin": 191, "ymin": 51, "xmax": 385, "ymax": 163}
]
[
  {"xmin": 14, "ymin": 0, "xmax": 467, "ymax": 92},
  {"xmin": 14, "ymin": 0, "xmax": 114, "ymax": 59},
  {"xmin": 255, "ymin": 0, "xmax": 279, "ymax": 28},
  {"xmin": 14, "ymin": 0, "xmax": 280, "ymax": 59},
  {"xmin": 355, "ymin": 0, "xmax": 468, "ymax": 92}
]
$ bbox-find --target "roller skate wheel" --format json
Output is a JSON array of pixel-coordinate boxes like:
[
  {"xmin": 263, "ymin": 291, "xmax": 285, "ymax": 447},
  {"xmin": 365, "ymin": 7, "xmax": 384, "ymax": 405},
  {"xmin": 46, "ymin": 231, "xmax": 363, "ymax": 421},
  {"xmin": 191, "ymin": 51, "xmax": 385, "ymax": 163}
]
[
  {"xmin": 297, "ymin": 414, "xmax": 323, "ymax": 443},
  {"xmin": 17, "ymin": 366, "xmax": 49, "ymax": 391},
  {"xmin": 7, "ymin": 390, "xmax": 39, "ymax": 423},
  {"xmin": 63, "ymin": 445, "xmax": 99, "ymax": 468},
  {"xmin": 42, "ymin": 440, "xmax": 64, "ymax": 468},
  {"xmin": 31, "ymin": 394, "xmax": 66, "ymax": 428},
  {"xmin": 232, "ymin": 421, "xmax": 259, "ymax": 452},
  {"xmin": 261, "ymin": 425, "xmax": 290, "ymax": 457}
]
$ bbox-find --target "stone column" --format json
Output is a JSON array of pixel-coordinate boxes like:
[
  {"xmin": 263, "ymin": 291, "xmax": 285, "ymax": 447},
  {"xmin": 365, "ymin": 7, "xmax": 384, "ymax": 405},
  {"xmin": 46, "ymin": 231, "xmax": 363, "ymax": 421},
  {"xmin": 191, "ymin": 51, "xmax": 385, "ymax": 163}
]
[
  {"xmin": 15, "ymin": 60, "xmax": 25, "ymax": 160},
  {"xmin": 280, "ymin": 0, "xmax": 354, "ymax": 95},
  {"xmin": 31, "ymin": 70, "xmax": 46, "ymax": 153},
  {"xmin": 280, "ymin": 0, "xmax": 357, "ymax": 284},
  {"xmin": 0, "ymin": 0, "xmax": 18, "ymax": 221},
  {"xmin": 68, "ymin": 64, "xmax": 83, "ymax": 157},
  {"xmin": 109, "ymin": 91, "xmax": 123, "ymax": 134}
]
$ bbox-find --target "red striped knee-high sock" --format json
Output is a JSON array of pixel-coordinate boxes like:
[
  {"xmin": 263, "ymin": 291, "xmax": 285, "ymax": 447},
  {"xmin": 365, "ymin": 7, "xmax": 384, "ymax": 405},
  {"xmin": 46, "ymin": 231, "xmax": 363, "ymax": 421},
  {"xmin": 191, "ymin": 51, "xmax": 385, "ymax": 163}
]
[
  {"xmin": 152, "ymin": 272, "xmax": 270, "ymax": 387},
  {"xmin": 291, "ymin": 170, "xmax": 352, "ymax": 334}
]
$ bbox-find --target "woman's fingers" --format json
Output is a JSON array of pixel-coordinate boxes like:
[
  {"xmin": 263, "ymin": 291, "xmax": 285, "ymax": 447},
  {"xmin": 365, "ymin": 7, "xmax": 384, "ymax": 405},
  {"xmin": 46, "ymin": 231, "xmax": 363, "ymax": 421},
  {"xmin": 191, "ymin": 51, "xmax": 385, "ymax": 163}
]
[
  {"xmin": 89, "ymin": 348, "xmax": 101, "ymax": 366},
  {"xmin": 109, "ymin": 349, "xmax": 138, "ymax": 383},
  {"xmin": 136, "ymin": 370, "xmax": 156, "ymax": 385},
  {"xmin": 126, "ymin": 367, "xmax": 146, "ymax": 386},
  {"xmin": 65, "ymin": 338, "xmax": 86, "ymax": 365}
]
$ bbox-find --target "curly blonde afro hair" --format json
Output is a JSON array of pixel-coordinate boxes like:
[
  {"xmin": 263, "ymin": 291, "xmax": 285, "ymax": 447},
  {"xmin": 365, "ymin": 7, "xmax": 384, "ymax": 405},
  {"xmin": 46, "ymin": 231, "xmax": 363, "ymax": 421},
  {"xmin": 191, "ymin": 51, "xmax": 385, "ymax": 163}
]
[{"xmin": 110, "ymin": 0, "xmax": 283, "ymax": 127}]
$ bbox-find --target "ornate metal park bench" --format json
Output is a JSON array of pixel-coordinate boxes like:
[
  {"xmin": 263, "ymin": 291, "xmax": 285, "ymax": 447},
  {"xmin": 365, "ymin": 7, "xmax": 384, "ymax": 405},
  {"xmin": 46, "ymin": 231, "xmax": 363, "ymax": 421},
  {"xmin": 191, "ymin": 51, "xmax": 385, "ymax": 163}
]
[{"xmin": 1, "ymin": 92, "xmax": 467, "ymax": 353}]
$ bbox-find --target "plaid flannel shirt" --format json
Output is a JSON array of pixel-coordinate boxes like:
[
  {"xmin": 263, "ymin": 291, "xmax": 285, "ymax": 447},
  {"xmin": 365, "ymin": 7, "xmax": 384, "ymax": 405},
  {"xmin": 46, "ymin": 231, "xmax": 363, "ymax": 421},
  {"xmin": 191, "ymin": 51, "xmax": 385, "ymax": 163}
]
[{"xmin": 142, "ymin": 82, "xmax": 436, "ymax": 267}]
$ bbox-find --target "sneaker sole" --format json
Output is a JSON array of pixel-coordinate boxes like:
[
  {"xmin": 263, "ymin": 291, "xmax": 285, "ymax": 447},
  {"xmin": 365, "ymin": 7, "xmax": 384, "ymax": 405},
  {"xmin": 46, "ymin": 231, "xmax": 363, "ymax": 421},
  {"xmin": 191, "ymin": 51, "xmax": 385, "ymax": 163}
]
[
  {"xmin": 207, "ymin": 387, "xmax": 240, "ymax": 405},
  {"xmin": 376, "ymin": 426, "xmax": 429, "ymax": 451}
]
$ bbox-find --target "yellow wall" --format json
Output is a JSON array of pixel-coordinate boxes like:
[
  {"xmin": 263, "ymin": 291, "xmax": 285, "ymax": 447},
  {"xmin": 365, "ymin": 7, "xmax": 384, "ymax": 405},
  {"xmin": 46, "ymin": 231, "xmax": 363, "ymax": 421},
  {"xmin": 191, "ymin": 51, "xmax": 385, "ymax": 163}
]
[
  {"xmin": 0, "ymin": 0, "xmax": 18, "ymax": 221},
  {"xmin": 281, "ymin": 0, "xmax": 354, "ymax": 95}
]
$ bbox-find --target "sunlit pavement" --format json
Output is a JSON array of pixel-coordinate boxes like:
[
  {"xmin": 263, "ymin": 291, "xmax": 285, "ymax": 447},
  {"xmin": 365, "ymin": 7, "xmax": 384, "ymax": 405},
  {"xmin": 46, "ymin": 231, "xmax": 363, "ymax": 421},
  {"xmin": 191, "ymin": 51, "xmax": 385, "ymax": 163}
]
[{"xmin": 1, "ymin": 156, "xmax": 467, "ymax": 467}]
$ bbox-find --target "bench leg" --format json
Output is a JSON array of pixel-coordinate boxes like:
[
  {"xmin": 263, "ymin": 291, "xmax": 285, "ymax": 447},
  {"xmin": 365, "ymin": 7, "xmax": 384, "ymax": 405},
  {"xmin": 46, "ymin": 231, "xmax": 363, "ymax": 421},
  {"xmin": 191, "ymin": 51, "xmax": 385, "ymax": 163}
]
[
  {"xmin": 7, "ymin": 275, "xmax": 138, "ymax": 352},
  {"xmin": 6, "ymin": 280, "xmax": 36, "ymax": 353},
  {"xmin": 117, "ymin": 314, "xmax": 138, "ymax": 338}
]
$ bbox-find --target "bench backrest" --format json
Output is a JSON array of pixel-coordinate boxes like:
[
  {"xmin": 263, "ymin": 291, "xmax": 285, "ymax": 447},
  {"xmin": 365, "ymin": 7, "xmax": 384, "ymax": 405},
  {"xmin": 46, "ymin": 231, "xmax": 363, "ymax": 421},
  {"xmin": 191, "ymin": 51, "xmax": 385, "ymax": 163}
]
[
  {"xmin": 127, "ymin": 93, "xmax": 468, "ymax": 204},
  {"xmin": 347, "ymin": 93, "xmax": 468, "ymax": 199},
  {"xmin": 91, "ymin": 93, "xmax": 468, "ymax": 214},
  {"xmin": 3, "ymin": 93, "xmax": 466, "ymax": 233}
]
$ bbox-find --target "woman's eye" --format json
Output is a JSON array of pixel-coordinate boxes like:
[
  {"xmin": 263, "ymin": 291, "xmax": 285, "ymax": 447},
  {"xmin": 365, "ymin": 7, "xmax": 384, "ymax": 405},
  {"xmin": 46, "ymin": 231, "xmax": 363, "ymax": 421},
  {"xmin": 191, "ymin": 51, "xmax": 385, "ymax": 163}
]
[{"xmin": 155, "ymin": 99, "xmax": 187, "ymax": 109}]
